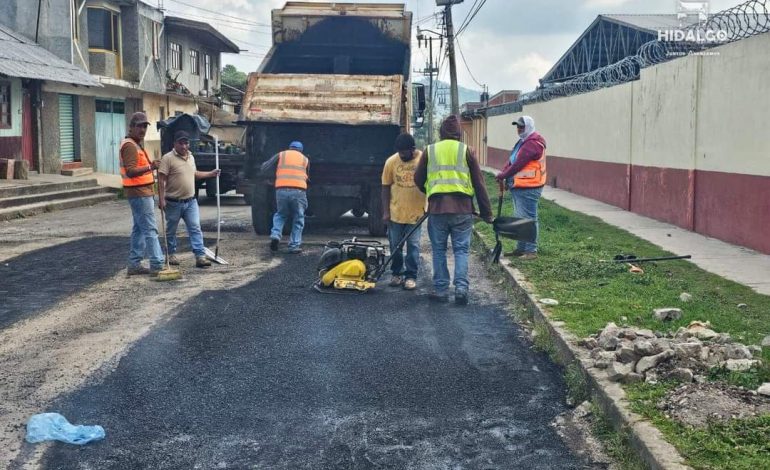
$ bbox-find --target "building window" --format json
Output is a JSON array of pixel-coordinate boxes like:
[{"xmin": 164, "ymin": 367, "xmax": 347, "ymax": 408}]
[
  {"xmin": 204, "ymin": 54, "xmax": 212, "ymax": 80},
  {"xmin": 87, "ymin": 7, "xmax": 119, "ymax": 52},
  {"xmin": 151, "ymin": 22, "xmax": 161, "ymax": 59},
  {"xmin": 170, "ymin": 42, "xmax": 182, "ymax": 70},
  {"xmin": 190, "ymin": 49, "xmax": 200, "ymax": 75},
  {"xmin": 0, "ymin": 82, "xmax": 11, "ymax": 129}
]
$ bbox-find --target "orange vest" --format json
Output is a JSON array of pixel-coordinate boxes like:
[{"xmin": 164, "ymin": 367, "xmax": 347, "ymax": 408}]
[
  {"xmin": 119, "ymin": 138, "xmax": 155, "ymax": 188},
  {"xmin": 514, "ymin": 142, "xmax": 546, "ymax": 188},
  {"xmin": 275, "ymin": 150, "xmax": 308, "ymax": 190}
]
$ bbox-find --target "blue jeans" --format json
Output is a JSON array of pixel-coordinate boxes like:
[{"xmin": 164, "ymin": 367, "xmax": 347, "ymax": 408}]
[
  {"xmin": 271, "ymin": 188, "xmax": 308, "ymax": 249},
  {"xmin": 427, "ymin": 213, "xmax": 473, "ymax": 294},
  {"xmin": 387, "ymin": 221, "xmax": 422, "ymax": 280},
  {"xmin": 128, "ymin": 196, "xmax": 164, "ymax": 270},
  {"xmin": 164, "ymin": 198, "xmax": 205, "ymax": 257},
  {"xmin": 511, "ymin": 186, "xmax": 543, "ymax": 253}
]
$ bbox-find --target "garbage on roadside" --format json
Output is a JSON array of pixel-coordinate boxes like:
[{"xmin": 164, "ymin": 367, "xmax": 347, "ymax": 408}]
[
  {"xmin": 539, "ymin": 298, "xmax": 560, "ymax": 306},
  {"xmin": 25, "ymin": 413, "xmax": 105, "ymax": 445}
]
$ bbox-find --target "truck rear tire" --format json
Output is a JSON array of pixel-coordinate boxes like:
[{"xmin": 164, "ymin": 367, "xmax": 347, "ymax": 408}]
[
  {"xmin": 367, "ymin": 188, "xmax": 386, "ymax": 237},
  {"xmin": 205, "ymin": 178, "xmax": 218, "ymax": 198},
  {"xmin": 251, "ymin": 186, "xmax": 274, "ymax": 235}
]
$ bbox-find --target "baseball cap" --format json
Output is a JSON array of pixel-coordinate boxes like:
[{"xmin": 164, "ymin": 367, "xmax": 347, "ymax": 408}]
[
  {"xmin": 174, "ymin": 130, "xmax": 190, "ymax": 142},
  {"xmin": 129, "ymin": 112, "xmax": 150, "ymax": 127},
  {"xmin": 512, "ymin": 117, "xmax": 525, "ymax": 127},
  {"xmin": 289, "ymin": 141, "xmax": 303, "ymax": 152}
]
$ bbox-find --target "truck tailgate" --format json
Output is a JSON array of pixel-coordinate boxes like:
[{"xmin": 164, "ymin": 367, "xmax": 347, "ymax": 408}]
[{"xmin": 241, "ymin": 73, "xmax": 403, "ymax": 126}]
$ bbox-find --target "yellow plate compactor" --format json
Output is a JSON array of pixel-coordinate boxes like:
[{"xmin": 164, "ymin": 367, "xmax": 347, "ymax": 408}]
[{"xmin": 314, "ymin": 213, "xmax": 428, "ymax": 293}]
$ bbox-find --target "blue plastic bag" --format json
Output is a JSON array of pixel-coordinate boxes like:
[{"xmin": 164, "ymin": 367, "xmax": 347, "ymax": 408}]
[{"xmin": 25, "ymin": 413, "xmax": 105, "ymax": 445}]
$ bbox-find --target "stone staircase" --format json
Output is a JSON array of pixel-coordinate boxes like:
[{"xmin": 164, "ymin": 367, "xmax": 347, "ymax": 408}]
[{"xmin": 0, "ymin": 178, "xmax": 116, "ymax": 221}]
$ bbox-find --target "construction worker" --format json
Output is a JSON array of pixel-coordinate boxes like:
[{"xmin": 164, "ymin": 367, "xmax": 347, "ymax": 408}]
[
  {"xmin": 495, "ymin": 116, "xmax": 547, "ymax": 260},
  {"xmin": 415, "ymin": 115, "xmax": 493, "ymax": 305},
  {"xmin": 261, "ymin": 141, "xmax": 309, "ymax": 254},
  {"xmin": 381, "ymin": 133, "xmax": 425, "ymax": 290},
  {"xmin": 120, "ymin": 112, "xmax": 164, "ymax": 276},
  {"xmin": 158, "ymin": 130, "xmax": 221, "ymax": 268}
]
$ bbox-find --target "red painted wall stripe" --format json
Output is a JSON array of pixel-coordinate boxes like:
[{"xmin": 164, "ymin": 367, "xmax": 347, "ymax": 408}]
[{"xmin": 487, "ymin": 147, "xmax": 770, "ymax": 254}]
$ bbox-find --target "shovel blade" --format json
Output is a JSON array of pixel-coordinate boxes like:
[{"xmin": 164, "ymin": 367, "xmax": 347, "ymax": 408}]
[
  {"xmin": 203, "ymin": 246, "xmax": 229, "ymax": 265},
  {"xmin": 493, "ymin": 217, "xmax": 537, "ymax": 243}
]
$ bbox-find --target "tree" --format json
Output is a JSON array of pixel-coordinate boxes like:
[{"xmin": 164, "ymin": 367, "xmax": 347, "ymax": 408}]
[{"xmin": 221, "ymin": 64, "xmax": 247, "ymax": 92}]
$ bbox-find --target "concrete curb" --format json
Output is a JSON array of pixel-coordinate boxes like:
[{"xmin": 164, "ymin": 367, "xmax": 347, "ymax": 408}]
[{"xmin": 473, "ymin": 229, "xmax": 692, "ymax": 470}]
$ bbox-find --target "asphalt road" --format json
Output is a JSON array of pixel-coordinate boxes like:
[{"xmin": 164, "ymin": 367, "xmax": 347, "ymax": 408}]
[
  {"xmin": 0, "ymin": 196, "xmax": 601, "ymax": 469},
  {"xmin": 15, "ymin": 248, "xmax": 591, "ymax": 469}
]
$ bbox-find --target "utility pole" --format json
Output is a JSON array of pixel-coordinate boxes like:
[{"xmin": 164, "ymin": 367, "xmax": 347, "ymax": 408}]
[
  {"xmin": 437, "ymin": 0, "xmax": 463, "ymax": 116},
  {"xmin": 416, "ymin": 29, "xmax": 441, "ymax": 144}
]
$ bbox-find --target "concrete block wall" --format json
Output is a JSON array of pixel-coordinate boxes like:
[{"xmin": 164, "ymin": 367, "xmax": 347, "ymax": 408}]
[{"xmin": 486, "ymin": 33, "xmax": 770, "ymax": 254}]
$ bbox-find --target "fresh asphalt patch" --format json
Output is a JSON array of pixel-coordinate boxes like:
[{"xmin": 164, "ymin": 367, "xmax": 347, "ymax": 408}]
[
  {"xmin": 27, "ymin": 250, "xmax": 595, "ymax": 469},
  {"xmin": 0, "ymin": 237, "xmax": 127, "ymax": 330}
]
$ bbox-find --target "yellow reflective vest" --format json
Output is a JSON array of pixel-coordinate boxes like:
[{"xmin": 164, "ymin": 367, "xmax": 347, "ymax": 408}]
[{"xmin": 425, "ymin": 139, "xmax": 474, "ymax": 197}]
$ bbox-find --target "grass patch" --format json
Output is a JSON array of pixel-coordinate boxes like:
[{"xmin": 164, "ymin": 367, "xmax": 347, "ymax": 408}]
[
  {"xmin": 476, "ymin": 173, "xmax": 770, "ymax": 469},
  {"xmin": 564, "ymin": 362, "xmax": 590, "ymax": 405},
  {"xmin": 476, "ymin": 173, "xmax": 770, "ymax": 351},
  {"xmin": 627, "ymin": 382, "xmax": 770, "ymax": 470},
  {"xmin": 589, "ymin": 402, "xmax": 648, "ymax": 470}
]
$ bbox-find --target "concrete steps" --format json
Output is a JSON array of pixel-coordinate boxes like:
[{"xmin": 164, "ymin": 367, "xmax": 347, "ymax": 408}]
[
  {"xmin": 60, "ymin": 167, "xmax": 94, "ymax": 177},
  {"xmin": 0, "ymin": 179, "xmax": 117, "ymax": 221}
]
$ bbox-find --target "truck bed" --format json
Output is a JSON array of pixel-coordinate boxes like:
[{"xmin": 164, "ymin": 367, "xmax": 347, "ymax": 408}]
[{"xmin": 241, "ymin": 73, "xmax": 403, "ymax": 126}]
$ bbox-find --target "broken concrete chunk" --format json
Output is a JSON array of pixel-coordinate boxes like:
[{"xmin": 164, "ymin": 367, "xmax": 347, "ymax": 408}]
[
  {"xmin": 761, "ymin": 335, "xmax": 770, "ymax": 348},
  {"xmin": 580, "ymin": 337, "xmax": 598, "ymax": 350},
  {"xmin": 635, "ymin": 349, "xmax": 674, "ymax": 374},
  {"xmin": 634, "ymin": 329, "xmax": 656, "ymax": 339},
  {"xmin": 607, "ymin": 361, "xmax": 634, "ymax": 382},
  {"xmin": 673, "ymin": 342, "xmax": 703, "ymax": 360},
  {"xmin": 616, "ymin": 346, "xmax": 639, "ymax": 364},
  {"xmin": 723, "ymin": 344, "xmax": 753, "ymax": 360},
  {"xmin": 723, "ymin": 359, "xmax": 760, "ymax": 372},
  {"xmin": 598, "ymin": 335, "xmax": 620, "ymax": 351},
  {"xmin": 758, "ymin": 383, "xmax": 770, "ymax": 397},
  {"xmin": 593, "ymin": 351, "xmax": 616, "ymax": 369},
  {"xmin": 634, "ymin": 340, "xmax": 667, "ymax": 357},
  {"xmin": 665, "ymin": 368, "xmax": 694, "ymax": 383},
  {"xmin": 653, "ymin": 308, "xmax": 683, "ymax": 322}
]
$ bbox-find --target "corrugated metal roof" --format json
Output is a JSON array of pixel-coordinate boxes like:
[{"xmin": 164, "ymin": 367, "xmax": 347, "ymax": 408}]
[
  {"xmin": 601, "ymin": 14, "xmax": 701, "ymax": 33},
  {"xmin": 0, "ymin": 25, "xmax": 101, "ymax": 87}
]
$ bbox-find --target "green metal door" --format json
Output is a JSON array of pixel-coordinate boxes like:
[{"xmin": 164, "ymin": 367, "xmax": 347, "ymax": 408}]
[
  {"xmin": 95, "ymin": 100, "xmax": 125, "ymax": 174},
  {"xmin": 59, "ymin": 94, "xmax": 76, "ymax": 162}
]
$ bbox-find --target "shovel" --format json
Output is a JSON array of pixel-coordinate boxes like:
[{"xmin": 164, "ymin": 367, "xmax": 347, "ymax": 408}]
[
  {"xmin": 203, "ymin": 135, "xmax": 229, "ymax": 265},
  {"xmin": 490, "ymin": 181, "xmax": 504, "ymax": 264}
]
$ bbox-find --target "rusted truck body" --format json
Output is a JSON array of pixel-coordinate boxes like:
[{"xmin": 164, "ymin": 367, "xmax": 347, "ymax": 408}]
[{"xmin": 240, "ymin": 2, "xmax": 416, "ymax": 236}]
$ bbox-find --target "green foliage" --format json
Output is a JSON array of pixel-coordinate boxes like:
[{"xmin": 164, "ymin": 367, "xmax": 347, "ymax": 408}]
[
  {"xmin": 627, "ymin": 382, "xmax": 770, "ymax": 469},
  {"xmin": 221, "ymin": 64, "xmax": 247, "ymax": 92}
]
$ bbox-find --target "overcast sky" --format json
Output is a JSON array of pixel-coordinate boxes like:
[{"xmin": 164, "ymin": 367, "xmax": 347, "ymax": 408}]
[{"xmin": 160, "ymin": 0, "xmax": 741, "ymax": 94}]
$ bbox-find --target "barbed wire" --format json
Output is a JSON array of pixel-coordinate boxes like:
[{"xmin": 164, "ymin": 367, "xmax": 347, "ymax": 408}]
[{"xmin": 520, "ymin": 0, "xmax": 770, "ymax": 104}]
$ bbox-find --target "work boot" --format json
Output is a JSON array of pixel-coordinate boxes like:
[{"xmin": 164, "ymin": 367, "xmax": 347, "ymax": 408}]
[
  {"xmin": 504, "ymin": 249, "xmax": 525, "ymax": 257},
  {"xmin": 287, "ymin": 247, "xmax": 303, "ymax": 254},
  {"xmin": 455, "ymin": 291, "xmax": 469, "ymax": 306},
  {"xmin": 149, "ymin": 268, "xmax": 162, "ymax": 278},
  {"xmin": 389, "ymin": 275, "xmax": 404, "ymax": 287},
  {"xmin": 127, "ymin": 265, "xmax": 150, "ymax": 276},
  {"xmin": 403, "ymin": 279, "xmax": 417, "ymax": 290},
  {"xmin": 518, "ymin": 252, "xmax": 538, "ymax": 260},
  {"xmin": 167, "ymin": 254, "xmax": 180, "ymax": 266},
  {"xmin": 270, "ymin": 238, "xmax": 279, "ymax": 251},
  {"xmin": 196, "ymin": 256, "xmax": 211, "ymax": 268},
  {"xmin": 428, "ymin": 291, "xmax": 449, "ymax": 303}
]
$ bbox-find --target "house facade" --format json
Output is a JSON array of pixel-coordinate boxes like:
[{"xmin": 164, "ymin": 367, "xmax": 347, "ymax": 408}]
[{"xmin": 0, "ymin": 0, "xmax": 238, "ymax": 175}]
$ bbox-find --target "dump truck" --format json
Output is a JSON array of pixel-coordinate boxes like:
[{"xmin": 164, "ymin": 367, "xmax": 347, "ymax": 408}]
[{"xmin": 239, "ymin": 2, "xmax": 424, "ymax": 237}]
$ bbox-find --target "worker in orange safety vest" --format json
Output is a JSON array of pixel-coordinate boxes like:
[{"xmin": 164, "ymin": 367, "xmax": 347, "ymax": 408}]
[{"xmin": 260, "ymin": 141, "xmax": 309, "ymax": 254}]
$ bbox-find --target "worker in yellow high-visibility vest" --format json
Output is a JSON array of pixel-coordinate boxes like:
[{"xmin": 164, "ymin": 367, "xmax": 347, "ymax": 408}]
[{"xmin": 415, "ymin": 115, "xmax": 493, "ymax": 306}]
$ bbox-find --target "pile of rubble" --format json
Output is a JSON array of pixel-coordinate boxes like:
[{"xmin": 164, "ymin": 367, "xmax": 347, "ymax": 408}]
[{"xmin": 580, "ymin": 320, "xmax": 765, "ymax": 386}]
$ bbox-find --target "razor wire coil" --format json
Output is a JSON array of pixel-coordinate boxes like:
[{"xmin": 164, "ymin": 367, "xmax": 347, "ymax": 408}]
[{"xmin": 520, "ymin": 0, "xmax": 770, "ymax": 104}]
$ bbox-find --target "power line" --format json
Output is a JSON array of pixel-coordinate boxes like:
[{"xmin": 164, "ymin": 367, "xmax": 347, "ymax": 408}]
[
  {"xmin": 165, "ymin": 0, "xmax": 270, "ymax": 26},
  {"xmin": 456, "ymin": 38, "xmax": 483, "ymax": 87},
  {"xmin": 456, "ymin": 0, "xmax": 487, "ymax": 37},
  {"xmin": 163, "ymin": 8, "xmax": 270, "ymax": 28}
]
